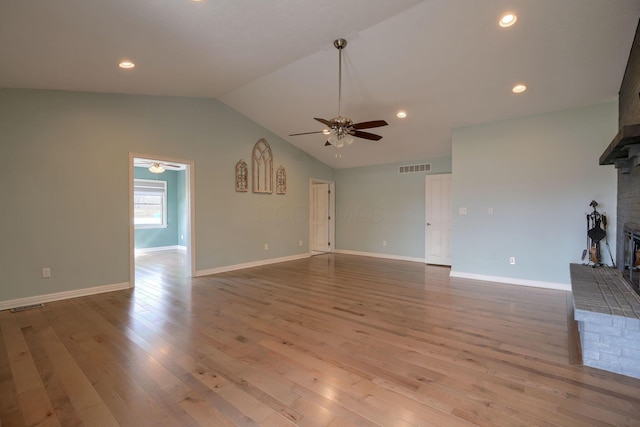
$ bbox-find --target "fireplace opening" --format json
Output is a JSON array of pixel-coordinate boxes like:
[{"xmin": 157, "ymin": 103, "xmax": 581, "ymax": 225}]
[{"xmin": 623, "ymin": 223, "xmax": 640, "ymax": 296}]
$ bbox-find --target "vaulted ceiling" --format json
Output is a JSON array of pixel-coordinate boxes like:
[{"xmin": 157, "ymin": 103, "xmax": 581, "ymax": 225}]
[{"xmin": 2, "ymin": 0, "xmax": 639, "ymax": 168}]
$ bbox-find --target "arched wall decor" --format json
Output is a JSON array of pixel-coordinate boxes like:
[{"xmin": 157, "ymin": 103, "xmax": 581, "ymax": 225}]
[
  {"xmin": 252, "ymin": 138, "xmax": 273, "ymax": 193},
  {"xmin": 235, "ymin": 160, "xmax": 248, "ymax": 192},
  {"xmin": 276, "ymin": 165, "xmax": 287, "ymax": 195}
]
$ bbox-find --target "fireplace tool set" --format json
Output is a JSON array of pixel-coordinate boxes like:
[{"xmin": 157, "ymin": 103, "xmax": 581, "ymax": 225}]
[{"xmin": 582, "ymin": 200, "xmax": 615, "ymax": 267}]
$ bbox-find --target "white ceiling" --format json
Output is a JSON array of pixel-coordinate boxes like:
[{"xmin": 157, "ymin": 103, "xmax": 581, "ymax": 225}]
[{"xmin": 2, "ymin": 0, "xmax": 639, "ymax": 168}]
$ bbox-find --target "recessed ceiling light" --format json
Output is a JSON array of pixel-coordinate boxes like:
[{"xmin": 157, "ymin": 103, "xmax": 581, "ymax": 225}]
[
  {"xmin": 118, "ymin": 61, "xmax": 135, "ymax": 69},
  {"xmin": 499, "ymin": 13, "xmax": 517, "ymax": 28},
  {"xmin": 397, "ymin": 111, "xmax": 407, "ymax": 118},
  {"xmin": 512, "ymin": 84, "xmax": 527, "ymax": 94}
]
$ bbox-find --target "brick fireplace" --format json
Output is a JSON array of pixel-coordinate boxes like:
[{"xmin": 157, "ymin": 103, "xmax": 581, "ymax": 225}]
[
  {"xmin": 570, "ymin": 18, "xmax": 640, "ymax": 379},
  {"xmin": 600, "ymin": 17, "xmax": 640, "ymax": 266}
]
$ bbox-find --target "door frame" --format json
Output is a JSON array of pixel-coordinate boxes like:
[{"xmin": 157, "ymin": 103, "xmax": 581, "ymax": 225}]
[
  {"xmin": 309, "ymin": 179, "xmax": 335, "ymax": 254},
  {"xmin": 129, "ymin": 152, "xmax": 196, "ymax": 287}
]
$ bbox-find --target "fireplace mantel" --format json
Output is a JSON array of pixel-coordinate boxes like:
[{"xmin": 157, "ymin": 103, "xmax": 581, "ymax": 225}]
[{"xmin": 599, "ymin": 124, "xmax": 640, "ymax": 170}]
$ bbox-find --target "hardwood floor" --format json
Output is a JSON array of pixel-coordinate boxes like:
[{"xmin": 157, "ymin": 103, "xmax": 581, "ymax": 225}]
[{"xmin": 2, "ymin": 251, "xmax": 640, "ymax": 426}]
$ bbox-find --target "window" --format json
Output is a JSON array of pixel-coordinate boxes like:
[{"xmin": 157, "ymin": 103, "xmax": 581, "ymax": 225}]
[{"xmin": 134, "ymin": 179, "xmax": 167, "ymax": 228}]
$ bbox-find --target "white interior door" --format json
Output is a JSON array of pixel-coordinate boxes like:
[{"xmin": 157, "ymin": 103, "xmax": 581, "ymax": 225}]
[
  {"xmin": 310, "ymin": 182, "xmax": 330, "ymax": 253},
  {"xmin": 425, "ymin": 174, "xmax": 452, "ymax": 265}
]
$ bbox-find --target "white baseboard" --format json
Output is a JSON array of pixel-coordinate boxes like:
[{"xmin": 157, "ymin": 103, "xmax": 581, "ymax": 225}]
[
  {"xmin": 195, "ymin": 253, "xmax": 311, "ymax": 276},
  {"xmin": 135, "ymin": 245, "xmax": 181, "ymax": 254},
  {"xmin": 0, "ymin": 281, "xmax": 131, "ymax": 312},
  {"xmin": 333, "ymin": 249, "xmax": 425, "ymax": 263},
  {"xmin": 449, "ymin": 271, "xmax": 570, "ymax": 291}
]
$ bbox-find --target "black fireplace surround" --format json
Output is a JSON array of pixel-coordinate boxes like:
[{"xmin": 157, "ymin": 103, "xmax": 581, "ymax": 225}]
[{"xmin": 623, "ymin": 224, "xmax": 640, "ymax": 296}]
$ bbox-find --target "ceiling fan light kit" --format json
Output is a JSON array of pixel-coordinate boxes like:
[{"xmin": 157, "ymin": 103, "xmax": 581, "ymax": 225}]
[
  {"xmin": 148, "ymin": 162, "xmax": 165, "ymax": 173},
  {"xmin": 289, "ymin": 38, "xmax": 388, "ymax": 148},
  {"xmin": 134, "ymin": 159, "xmax": 185, "ymax": 173}
]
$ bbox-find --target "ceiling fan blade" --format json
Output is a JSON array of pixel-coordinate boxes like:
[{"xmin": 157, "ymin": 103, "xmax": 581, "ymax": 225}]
[
  {"xmin": 314, "ymin": 117, "xmax": 332, "ymax": 127},
  {"xmin": 325, "ymin": 141, "xmax": 332, "ymax": 146},
  {"xmin": 352, "ymin": 130, "xmax": 383, "ymax": 141},
  {"xmin": 352, "ymin": 120, "xmax": 388, "ymax": 130},
  {"xmin": 164, "ymin": 163, "xmax": 182, "ymax": 168},
  {"xmin": 289, "ymin": 131, "xmax": 325, "ymax": 136}
]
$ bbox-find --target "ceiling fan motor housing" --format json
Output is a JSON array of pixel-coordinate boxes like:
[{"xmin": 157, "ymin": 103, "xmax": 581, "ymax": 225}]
[{"xmin": 331, "ymin": 115, "xmax": 353, "ymax": 128}]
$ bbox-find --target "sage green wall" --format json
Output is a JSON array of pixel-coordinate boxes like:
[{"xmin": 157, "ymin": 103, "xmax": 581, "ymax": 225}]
[
  {"xmin": 335, "ymin": 158, "xmax": 452, "ymax": 259},
  {"xmin": 133, "ymin": 167, "xmax": 179, "ymax": 249},
  {"xmin": 0, "ymin": 88, "xmax": 333, "ymax": 302},
  {"xmin": 451, "ymin": 101, "xmax": 617, "ymax": 284}
]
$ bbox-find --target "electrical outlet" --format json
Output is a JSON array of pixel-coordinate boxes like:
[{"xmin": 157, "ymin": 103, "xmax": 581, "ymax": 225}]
[
  {"xmin": 509, "ymin": 257, "xmax": 516, "ymax": 265},
  {"xmin": 42, "ymin": 267, "xmax": 52, "ymax": 278},
  {"xmin": 488, "ymin": 207, "xmax": 494, "ymax": 215},
  {"xmin": 383, "ymin": 240, "xmax": 387, "ymax": 246},
  {"xmin": 299, "ymin": 240, "xmax": 303, "ymax": 246},
  {"xmin": 264, "ymin": 243, "xmax": 269, "ymax": 250},
  {"xmin": 459, "ymin": 207, "xmax": 468, "ymax": 215}
]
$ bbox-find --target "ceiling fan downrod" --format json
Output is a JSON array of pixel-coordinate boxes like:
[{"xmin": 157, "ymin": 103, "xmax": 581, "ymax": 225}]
[{"xmin": 334, "ymin": 38, "xmax": 347, "ymax": 119}]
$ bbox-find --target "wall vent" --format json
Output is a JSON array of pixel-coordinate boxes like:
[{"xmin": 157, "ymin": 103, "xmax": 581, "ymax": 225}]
[
  {"xmin": 399, "ymin": 163, "xmax": 431, "ymax": 174},
  {"xmin": 10, "ymin": 303, "xmax": 44, "ymax": 313}
]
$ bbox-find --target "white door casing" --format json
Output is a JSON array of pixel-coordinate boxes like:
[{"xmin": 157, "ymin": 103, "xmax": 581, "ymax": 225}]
[{"xmin": 425, "ymin": 174, "xmax": 452, "ymax": 265}]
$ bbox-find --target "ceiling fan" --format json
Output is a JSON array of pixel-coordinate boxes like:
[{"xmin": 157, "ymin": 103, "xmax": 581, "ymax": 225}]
[
  {"xmin": 133, "ymin": 159, "xmax": 184, "ymax": 173},
  {"xmin": 289, "ymin": 38, "xmax": 388, "ymax": 147}
]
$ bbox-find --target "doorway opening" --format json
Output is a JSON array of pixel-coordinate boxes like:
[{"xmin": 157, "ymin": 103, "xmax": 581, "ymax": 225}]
[
  {"xmin": 129, "ymin": 154, "xmax": 195, "ymax": 287},
  {"xmin": 309, "ymin": 179, "xmax": 335, "ymax": 255}
]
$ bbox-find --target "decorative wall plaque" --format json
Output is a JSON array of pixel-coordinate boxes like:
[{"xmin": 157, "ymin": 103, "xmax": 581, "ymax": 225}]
[
  {"xmin": 252, "ymin": 138, "xmax": 273, "ymax": 193},
  {"xmin": 276, "ymin": 165, "xmax": 286, "ymax": 194},
  {"xmin": 235, "ymin": 160, "xmax": 248, "ymax": 192}
]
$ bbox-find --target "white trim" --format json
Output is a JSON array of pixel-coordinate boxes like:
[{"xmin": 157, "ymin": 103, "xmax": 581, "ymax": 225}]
[
  {"xmin": 449, "ymin": 271, "xmax": 570, "ymax": 291},
  {"xmin": 135, "ymin": 245, "xmax": 181, "ymax": 254},
  {"xmin": 0, "ymin": 282, "xmax": 131, "ymax": 312},
  {"xmin": 334, "ymin": 249, "xmax": 425, "ymax": 263},
  {"xmin": 195, "ymin": 253, "xmax": 310, "ymax": 276}
]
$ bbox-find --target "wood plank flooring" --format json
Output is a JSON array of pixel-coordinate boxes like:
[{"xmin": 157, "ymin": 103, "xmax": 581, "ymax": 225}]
[{"xmin": 2, "ymin": 250, "xmax": 640, "ymax": 426}]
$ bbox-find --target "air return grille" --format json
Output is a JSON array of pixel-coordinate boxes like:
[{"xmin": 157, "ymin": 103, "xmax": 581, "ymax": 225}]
[
  {"xmin": 10, "ymin": 303, "xmax": 44, "ymax": 313},
  {"xmin": 399, "ymin": 163, "xmax": 431, "ymax": 174}
]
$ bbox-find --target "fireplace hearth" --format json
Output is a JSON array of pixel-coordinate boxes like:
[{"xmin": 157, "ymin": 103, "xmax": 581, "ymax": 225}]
[{"xmin": 570, "ymin": 264, "xmax": 640, "ymax": 379}]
